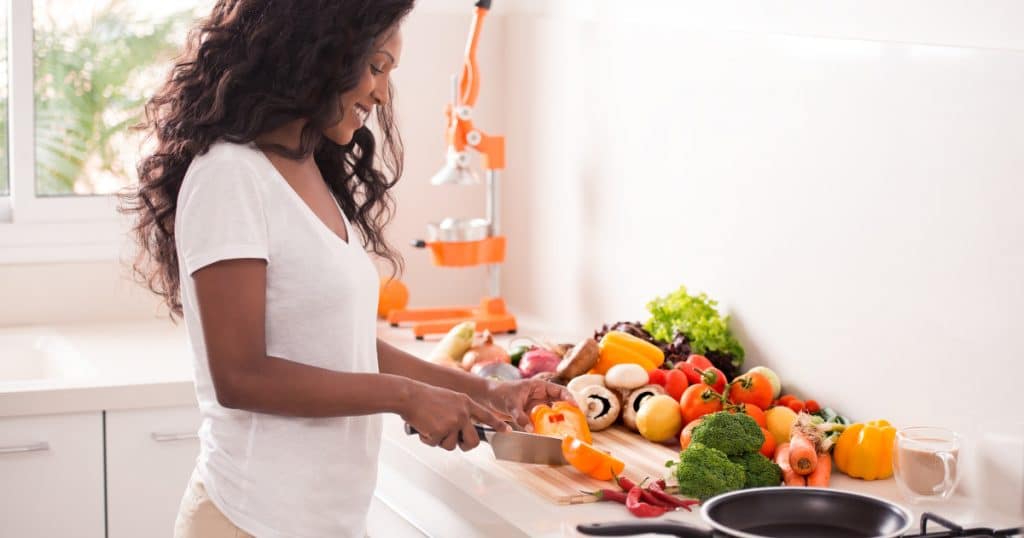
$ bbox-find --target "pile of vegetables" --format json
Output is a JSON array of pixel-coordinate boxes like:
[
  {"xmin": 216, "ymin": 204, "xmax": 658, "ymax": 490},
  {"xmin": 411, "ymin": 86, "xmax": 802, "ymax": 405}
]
[
  {"xmin": 428, "ymin": 321, "xmax": 575, "ymax": 382},
  {"xmin": 421, "ymin": 284, "xmax": 900, "ymax": 507}
]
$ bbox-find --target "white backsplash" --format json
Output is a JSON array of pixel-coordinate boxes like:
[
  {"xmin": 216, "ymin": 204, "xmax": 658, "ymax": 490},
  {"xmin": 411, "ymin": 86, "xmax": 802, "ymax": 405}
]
[{"xmin": 495, "ymin": 3, "xmax": 1024, "ymax": 511}]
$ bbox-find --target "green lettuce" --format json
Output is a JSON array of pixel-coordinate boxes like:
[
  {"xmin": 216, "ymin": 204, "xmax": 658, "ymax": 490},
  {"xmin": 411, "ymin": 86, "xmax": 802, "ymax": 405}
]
[{"xmin": 644, "ymin": 286, "xmax": 745, "ymax": 367}]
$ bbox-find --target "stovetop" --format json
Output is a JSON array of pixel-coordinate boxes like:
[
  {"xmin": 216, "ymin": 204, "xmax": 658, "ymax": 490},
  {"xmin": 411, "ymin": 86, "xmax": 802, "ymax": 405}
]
[{"xmin": 907, "ymin": 512, "xmax": 1022, "ymax": 537}]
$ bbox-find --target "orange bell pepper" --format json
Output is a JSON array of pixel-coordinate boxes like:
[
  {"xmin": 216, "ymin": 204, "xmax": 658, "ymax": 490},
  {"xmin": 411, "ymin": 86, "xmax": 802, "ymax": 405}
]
[
  {"xmin": 594, "ymin": 331, "xmax": 665, "ymax": 374},
  {"xmin": 561, "ymin": 436, "xmax": 625, "ymax": 481},
  {"xmin": 833, "ymin": 420, "xmax": 896, "ymax": 480},
  {"xmin": 530, "ymin": 402, "xmax": 592, "ymax": 444}
]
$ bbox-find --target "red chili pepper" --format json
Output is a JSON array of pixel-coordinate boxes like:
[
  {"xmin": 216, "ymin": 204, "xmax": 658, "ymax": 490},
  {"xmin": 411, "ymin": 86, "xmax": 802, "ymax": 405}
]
[
  {"xmin": 655, "ymin": 479, "xmax": 667, "ymax": 490},
  {"xmin": 615, "ymin": 476, "xmax": 638, "ymax": 492},
  {"xmin": 647, "ymin": 482, "xmax": 700, "ymax": 512},
  {"xmin": 640, "ymin": 487, "xmax": 674, "ymax": 508},
  {"xmin": 626, "ymin": 486, "xmax": 668, "ymax": 518},
  {"xmin": 585, "ymin": 488, "xmax": 628, "ymax": 504}
]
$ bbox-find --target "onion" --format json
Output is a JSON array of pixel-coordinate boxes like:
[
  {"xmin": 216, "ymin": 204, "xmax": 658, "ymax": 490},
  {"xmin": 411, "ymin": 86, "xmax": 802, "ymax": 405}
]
[
  {"xmin": 461, "ymin": 331, "xmax": 510, "ymax": 371},
  {"xmin": 472, "ymin": 361, "xmax": 522, "ymax": 381},
  {"xmin": 518, "ymin": 348, "xmax": 562, "ymax": 378}
]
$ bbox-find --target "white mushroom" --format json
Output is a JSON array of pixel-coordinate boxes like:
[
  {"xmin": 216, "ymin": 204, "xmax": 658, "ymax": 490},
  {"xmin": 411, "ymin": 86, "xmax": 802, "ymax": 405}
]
[
  {"xmin": 566, "ymin": 374, "xmax": 605, "ymax": 398},
  {"xmin": 605, "ymin": 363, "xmax": 649, "ymax": 391},
  {"xmin": 578, "ymin": 385, "xmax": 621, "ymax": 431},
  {"xmin": 622, "ymin": 384, "xmax": 666, "ymax": 431}
]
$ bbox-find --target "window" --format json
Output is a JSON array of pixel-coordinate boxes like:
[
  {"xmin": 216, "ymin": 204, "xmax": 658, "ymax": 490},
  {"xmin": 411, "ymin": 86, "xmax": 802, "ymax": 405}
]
[
  {"xmin": 33, "ymin": 0, "xmax": 202, "ymax": 196},
  {"xmin": 1, "ymin": 0, "xmax": 210, "ymax": 262},
  {"xmin": 0, "ymin": 1, "xmax": 8, "ymax": 198}
]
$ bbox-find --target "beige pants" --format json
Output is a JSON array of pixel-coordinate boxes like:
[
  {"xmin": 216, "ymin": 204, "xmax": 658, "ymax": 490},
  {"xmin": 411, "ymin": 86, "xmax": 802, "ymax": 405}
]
[{"xmin": 174, "ymin": 469, "xmax": 254, "ymax": 538}]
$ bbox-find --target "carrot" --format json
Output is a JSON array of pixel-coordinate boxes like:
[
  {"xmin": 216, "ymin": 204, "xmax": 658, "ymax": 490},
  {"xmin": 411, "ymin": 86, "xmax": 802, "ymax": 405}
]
[
  {"xmin": 775, "ymin": 443, "xmax": 806, "ymax": 486},
  {"xmin": 788, "ymin": 431, "xmax": 818, "ymax": 476},
  {"xmin": 806, "ymin": 452, "xmax": 832, "ymax": 487}
]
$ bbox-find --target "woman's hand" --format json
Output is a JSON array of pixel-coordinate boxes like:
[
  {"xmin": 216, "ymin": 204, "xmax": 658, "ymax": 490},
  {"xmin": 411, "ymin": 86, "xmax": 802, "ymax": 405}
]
[
  {"xmin": 481, "ymin": 378, "xmax": 576, "ymax": 431},
  {"xmin": 399, "ymin": 381, "xmax": 510, "ymax": 452}
]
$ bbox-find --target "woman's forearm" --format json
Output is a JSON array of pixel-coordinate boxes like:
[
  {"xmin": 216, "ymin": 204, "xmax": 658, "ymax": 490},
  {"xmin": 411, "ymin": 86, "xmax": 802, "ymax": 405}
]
[
  {"xmin": 214, "ymin": 354, "xmax": 417, "ymax": 418},
  {"xmin": 377, "ymin": 338, "xmax": 491, "ymax": 401}
]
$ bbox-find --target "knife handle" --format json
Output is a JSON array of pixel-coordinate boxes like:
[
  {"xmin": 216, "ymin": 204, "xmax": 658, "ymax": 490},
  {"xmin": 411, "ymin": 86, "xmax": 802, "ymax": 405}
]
[{"xmin": 403, "ymin": 423, "xmax": 494, "ymax": 442}]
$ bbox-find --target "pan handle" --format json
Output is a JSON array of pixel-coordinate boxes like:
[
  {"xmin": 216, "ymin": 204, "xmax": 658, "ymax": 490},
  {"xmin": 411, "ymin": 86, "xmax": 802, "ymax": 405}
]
[{"xmin": 577, "ymin": 521, "xmax": 712, "ymax": 537}]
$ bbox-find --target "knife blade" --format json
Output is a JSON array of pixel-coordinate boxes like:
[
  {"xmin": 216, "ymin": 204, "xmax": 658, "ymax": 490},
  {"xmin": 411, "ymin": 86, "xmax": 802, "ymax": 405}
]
[{"xmin": 403, "ymin": 423, "xmax": 566, "ymax": 465}]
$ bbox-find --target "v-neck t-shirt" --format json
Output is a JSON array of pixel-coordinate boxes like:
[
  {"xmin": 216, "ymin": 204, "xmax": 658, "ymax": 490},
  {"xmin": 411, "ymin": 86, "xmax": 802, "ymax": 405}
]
[{"xmin": 174, "ymin": 141, "xmax": 382, "ymax": 538}]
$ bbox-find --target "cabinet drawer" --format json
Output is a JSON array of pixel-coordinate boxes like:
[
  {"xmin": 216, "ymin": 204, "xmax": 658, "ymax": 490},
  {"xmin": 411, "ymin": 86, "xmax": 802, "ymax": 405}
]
[
  {"xmin": 0, "ymin": 412, "xmax": 104, "ymax": 538},
  {"xmin": 106, "ymin": 405, "xmax": 201, "ymax": 538}
]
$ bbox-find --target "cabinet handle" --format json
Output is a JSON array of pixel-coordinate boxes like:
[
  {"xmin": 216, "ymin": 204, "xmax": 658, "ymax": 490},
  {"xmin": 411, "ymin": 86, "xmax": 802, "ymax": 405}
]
[
  {"xmin": 0, "ymin": 442, "xmax": 50, "ymax": 454},
  {"xmin": 151, "ymin": 432, "xmax": 199, "ymax": 442}
]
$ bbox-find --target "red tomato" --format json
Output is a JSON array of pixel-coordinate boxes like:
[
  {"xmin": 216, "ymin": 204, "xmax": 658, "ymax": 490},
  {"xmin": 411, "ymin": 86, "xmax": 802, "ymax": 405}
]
[
  {"xmin": 700, "ymin": 367, "xmax": 727, "ymax": 394},
  {"xmin": 805, "ymin": 399, "xmax": 821, "ymax": 414},
  {"xmin": 664, "ymin": 369, "xmax": 689, "ymax": 401},
  {"xmin": 727, "ymin": 372, "xmax": 773, "ymax": 409},
  {"xmin": 679, "ymin": 384, "xmax": 723, "ymax": 424},
  {"xmin": 778, "ymin": 394, "xmax": 798, "ymax": 406},
  {"xmin": 679, "ymin": 417, "xmax": 704, "ymax": 451},
  {"xmin": 728, "ymin": 403, "xmax": 767, "ymax": 428},
  {"xmin": 675, "ymin": 354, "xmax": 713, "ymax": 385},
  {"xmin": 648, "ymin": 369, "xmax": 668, "ymax": 387},
  {"xmin": 759, "ymin": 426, "xmax": 776, "ymax": 458},
  {"xmin": 787, "ymin": 400, "xmax": 805, "ymax": 413}
]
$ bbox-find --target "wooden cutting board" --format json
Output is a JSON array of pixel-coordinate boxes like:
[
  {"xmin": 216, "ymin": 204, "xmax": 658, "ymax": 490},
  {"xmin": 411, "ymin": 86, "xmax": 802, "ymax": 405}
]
[{"xmin": 487, "ymin": 426, "xmax": 683, "ymax": 505}]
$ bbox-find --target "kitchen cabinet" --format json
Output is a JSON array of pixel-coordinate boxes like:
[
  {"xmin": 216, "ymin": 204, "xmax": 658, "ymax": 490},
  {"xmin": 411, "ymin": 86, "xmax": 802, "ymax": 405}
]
[
  {"xmin": 0, "ymin": 412, "xmax": 105, "ymax": 538},
  {"xmin": 106, "ymin": 405, "xmax": 201, "ymax": 538}
]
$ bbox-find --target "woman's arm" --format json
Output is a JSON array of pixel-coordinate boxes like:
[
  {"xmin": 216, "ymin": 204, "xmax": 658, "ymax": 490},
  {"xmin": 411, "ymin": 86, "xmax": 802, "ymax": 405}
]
[
  {"xmin": 192, "ymin": 259, "xmax": 508, "ymax": 447},
  {"xmin": 377, "ymin": 338, "xmax": 492, "ymax": 402}
]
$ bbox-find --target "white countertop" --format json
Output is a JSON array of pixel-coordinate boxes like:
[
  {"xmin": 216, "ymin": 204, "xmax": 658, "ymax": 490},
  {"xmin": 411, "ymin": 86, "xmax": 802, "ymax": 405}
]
[
  {"xmin": 0, "ymin": 319, "xmax": 1019, "ymax": 536},
  {"xmin": 0, "ymin": 320, "xmax": 195, "ymax": 417}
]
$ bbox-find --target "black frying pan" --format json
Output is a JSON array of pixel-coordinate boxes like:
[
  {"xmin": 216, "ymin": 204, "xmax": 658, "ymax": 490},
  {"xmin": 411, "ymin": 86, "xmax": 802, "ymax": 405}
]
[{"xmin": 578, "ymin": 487, "xmax": 915, "ymax": 538}]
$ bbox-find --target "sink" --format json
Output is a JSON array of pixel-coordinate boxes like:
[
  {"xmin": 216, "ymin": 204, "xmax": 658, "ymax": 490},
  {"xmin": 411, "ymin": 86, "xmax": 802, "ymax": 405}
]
[{"xmin": 0, "ymin": 329, "xmax": 97, "ymax": 383}]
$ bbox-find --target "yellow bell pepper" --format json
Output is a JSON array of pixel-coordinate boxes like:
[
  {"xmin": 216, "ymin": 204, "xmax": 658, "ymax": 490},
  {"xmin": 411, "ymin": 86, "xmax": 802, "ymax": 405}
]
[
  {"xmin": 594, "ymin": 331, "xmax": 665, "ymax": 374},
  {"xmin": 530, "ymin": 402, "xmax": 592, "ymax": 444},
  {"xmin": 833, "ymin": 420, "xmax": 896, "ymax": 480}
]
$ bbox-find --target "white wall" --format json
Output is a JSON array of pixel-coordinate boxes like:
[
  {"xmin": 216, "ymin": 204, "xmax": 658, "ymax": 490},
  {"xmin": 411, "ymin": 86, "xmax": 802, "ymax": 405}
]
[{"xmin": 498, "ymin": 2, "xmax": 1024, "ymax": 504}]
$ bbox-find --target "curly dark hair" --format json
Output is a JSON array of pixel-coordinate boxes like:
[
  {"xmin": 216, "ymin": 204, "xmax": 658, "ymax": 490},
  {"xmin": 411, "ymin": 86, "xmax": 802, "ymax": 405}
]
[{"xmin": 121, "ymin": 0, "xmax": 414, "ymax": 316}]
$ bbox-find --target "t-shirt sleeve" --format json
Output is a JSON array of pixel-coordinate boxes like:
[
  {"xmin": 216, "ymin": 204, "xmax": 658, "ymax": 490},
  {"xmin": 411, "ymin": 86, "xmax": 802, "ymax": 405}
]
[{"xmin": 176, "ymin": 159, "xmax": 270, "ymax": 275}]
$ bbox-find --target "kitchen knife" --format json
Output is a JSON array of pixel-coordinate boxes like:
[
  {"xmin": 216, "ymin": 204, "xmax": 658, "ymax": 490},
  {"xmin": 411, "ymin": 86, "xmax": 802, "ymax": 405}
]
[{"xmin": 404, "ymin": 423, "xmax": 566, "ymax": 465}]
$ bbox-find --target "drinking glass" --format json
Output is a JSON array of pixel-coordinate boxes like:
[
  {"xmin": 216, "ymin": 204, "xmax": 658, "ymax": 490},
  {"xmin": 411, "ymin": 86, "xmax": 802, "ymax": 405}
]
[{"xmin": 893, "ymin": 426, "xmax": 960, "ymax": 503}]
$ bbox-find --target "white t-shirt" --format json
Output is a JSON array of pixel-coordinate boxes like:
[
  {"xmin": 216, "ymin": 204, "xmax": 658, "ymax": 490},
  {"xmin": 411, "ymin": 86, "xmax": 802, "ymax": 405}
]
[{"xmin": 175, "ymin": 141, "xmax": 383, "ymax": 538}]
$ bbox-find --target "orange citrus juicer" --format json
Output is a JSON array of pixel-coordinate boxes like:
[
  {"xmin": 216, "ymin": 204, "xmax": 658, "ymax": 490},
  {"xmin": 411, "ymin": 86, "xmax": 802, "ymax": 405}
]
[{"xmin": 387, "ymin": 0, "xmax": 517, "ymax": 340}]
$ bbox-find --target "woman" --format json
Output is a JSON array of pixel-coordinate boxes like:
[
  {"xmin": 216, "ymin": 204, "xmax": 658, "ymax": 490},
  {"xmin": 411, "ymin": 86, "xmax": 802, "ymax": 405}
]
[{"xmin": 122, "ymin": 1, "xmax": 572, "ymax": 536}]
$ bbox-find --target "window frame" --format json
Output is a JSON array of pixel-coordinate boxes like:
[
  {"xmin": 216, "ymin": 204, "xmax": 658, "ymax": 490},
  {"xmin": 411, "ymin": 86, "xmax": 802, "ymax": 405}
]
[{"xmin": 0, "ymin": 0, "xmax": 129, "ymax": 264}]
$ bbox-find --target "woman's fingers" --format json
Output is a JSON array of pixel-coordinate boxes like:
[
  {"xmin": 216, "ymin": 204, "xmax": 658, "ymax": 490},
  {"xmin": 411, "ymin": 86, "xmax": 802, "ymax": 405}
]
[
  {"xmin": 510, "ymin": 405, "xmax": 532, "ymax": 431},
  {"xmin": 469, "ymin": 400, "xmax": 511, "ymax": 433},
  {"xmin": 439, "ymin": 432, "xmax": 458, "ymax": 452},
  {"xmin": 549, "ymin": 383, "xmax": 577, "ymax": 405},
  {"xmin": 458, "ymin": 423, "xmax": 480, "ymax": 451}
]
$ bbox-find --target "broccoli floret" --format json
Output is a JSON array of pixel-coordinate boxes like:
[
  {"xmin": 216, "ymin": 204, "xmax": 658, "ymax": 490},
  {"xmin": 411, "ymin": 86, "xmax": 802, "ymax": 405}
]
[
  {"xmin": 671, "ymin": 443, "xmax": 745, "ymax": 501},
  {"xmin": 690, "ymin": 411, "xmax": 764, "ymax": 456},
  {"xmin": 729, "ymin": 452, "xmax": 782, "ymax": 488}
]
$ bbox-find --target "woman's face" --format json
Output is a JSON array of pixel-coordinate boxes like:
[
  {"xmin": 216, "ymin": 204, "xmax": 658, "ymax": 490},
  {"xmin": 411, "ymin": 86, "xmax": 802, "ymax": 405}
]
[{"xmin": 324, "ymin": 28, "xmax": 403, "ymax": 145}]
